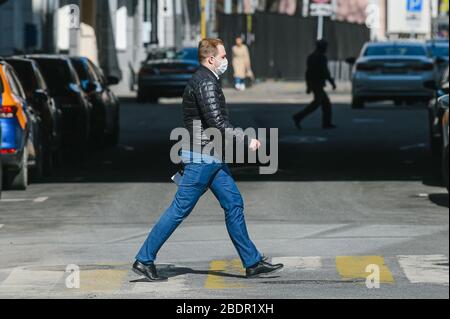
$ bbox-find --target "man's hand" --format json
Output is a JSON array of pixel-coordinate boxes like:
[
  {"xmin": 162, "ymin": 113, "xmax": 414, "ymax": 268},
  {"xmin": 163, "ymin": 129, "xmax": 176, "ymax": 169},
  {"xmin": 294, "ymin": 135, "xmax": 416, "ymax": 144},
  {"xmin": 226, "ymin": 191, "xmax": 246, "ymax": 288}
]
[{"xmin": 249, "ymin": 139, "xmax": 262, "ymax": 152}]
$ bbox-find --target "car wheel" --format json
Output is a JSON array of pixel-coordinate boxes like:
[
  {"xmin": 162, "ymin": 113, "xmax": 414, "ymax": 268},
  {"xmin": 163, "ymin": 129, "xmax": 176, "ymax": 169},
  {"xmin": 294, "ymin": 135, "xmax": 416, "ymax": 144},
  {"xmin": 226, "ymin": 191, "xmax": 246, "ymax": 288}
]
[
  {"xmin": 429, "ymin": 109, "xmax": 442, "ymax": 157},
  {"xmin": 30, "ymin": 141, "xmax": 44, "ymax": 182},
  {"xmin": 4, "ymin": 147, "xmax": 28, "ymax": 191},
  {"xmin": 43, "ymin": 145, "xmax": 55, "ymax": 176},
  {"xmin": 443, "ymin": 145, "xmax": 449, "ymax": 192},
  {"xmin": 352, "ymin": 97, "xmax": 365, "ymax": 109},
  {"xmin": 110, "ymin": 114, "xmax": 120, "ymax": 146}
]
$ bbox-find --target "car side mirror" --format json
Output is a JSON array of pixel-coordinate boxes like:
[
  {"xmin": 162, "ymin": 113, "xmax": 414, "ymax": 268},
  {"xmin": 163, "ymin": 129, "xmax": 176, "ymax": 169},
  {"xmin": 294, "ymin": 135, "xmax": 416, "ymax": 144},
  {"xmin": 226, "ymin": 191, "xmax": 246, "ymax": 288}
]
[
  {"xmin": 33, "ymin": 90, "xmax": 48, "ymax": 104},
  {"xmin": 106, "ymin": 76, "xmax": 120, "ymax": 86},
  {"xmin": 85, "ymin": 82, "xmax": 97, "ymax": 93},
  {"xmin": 345, "ymin": 57, "xmax": 356, "ymax": 65}
]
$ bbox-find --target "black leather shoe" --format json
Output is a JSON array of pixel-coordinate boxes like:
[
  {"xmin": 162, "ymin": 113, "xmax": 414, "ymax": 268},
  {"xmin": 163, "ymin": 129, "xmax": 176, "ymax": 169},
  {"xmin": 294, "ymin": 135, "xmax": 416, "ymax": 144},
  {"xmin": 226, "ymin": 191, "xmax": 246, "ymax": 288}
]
[
  {"xmin": 132, "ymin": 261, "xmax": 168, "ymax": 281},
  {"xmin": 246, "ymin": 260, "xmax": 284, "ymax": 278}
]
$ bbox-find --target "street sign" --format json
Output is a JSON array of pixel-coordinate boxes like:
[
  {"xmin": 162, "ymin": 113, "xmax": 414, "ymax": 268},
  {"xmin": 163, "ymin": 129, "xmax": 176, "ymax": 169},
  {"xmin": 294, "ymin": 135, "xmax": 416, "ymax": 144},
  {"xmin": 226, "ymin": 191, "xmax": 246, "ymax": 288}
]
[
  {"xmin": 387, "ymin": 0, "xmax": 431, "ymax": 35},
  {"xmin": 310, "ymin": 0, "xmax": 333, "ymax": 17},
  {"xmin": 407, "ymin": 0, "xmax": 424, "ymax": 13}
]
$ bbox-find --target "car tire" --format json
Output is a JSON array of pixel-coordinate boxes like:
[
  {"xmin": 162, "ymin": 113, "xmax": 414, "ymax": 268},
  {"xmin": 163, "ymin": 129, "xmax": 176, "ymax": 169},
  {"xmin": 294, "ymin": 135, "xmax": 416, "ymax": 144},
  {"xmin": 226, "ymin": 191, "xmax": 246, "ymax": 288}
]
[
  {"xmin": 4, "ymin": 147, "xmax": 28, "ymax": 191},
  {"xmin": 30, "ymin": 141, "xmax": 44, "ymax": 182},
  {"xmin": 110, "ymin": 114, "xmax": 120, "ymax": 146},
  {"xmin": 443, "ymin": 145, "xmax": 449, "ymax": 193},
  {"xmin": 352, "ymin": 97, "xmax": 365, "ymax": 109},
  {"xmin": 429, "ymin": 108, "xmax": 443, "ymax": 157}
]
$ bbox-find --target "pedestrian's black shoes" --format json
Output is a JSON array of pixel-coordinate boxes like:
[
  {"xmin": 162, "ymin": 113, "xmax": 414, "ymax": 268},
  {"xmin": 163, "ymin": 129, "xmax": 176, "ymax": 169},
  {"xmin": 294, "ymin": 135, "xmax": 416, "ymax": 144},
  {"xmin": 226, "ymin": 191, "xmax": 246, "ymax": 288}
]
[
  {"xmin": 132, "ymin": 261, "xmax": 168, "ymax": 282},
  {"xmin": 246, "ymin": 260, "xmax": 284, "ymax": 278}
]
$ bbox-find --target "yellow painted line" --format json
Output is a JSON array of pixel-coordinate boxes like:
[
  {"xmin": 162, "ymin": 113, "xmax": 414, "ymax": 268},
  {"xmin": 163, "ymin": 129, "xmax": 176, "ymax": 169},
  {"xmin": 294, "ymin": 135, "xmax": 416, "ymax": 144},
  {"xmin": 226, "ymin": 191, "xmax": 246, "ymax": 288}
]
[
  {"xmin": 336, "ymin": 256, "xmax": 395, "ymax": 284},
  {"xmin": 204, "ymin": 259, "xmax": 246, "ymax": 290},
  {"xmin": 80, "ymin": 269, "xmax": 128, "ymax": 292}
]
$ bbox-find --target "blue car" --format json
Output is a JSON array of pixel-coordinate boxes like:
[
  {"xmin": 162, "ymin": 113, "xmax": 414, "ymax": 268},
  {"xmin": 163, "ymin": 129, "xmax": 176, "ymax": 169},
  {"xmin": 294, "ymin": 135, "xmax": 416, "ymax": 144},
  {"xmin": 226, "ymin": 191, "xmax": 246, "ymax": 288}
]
[
  {"xmin": 137, "ymin": 47, "xmax": 199, "ymax": 103},
  {"xmin": 0, "ymin": 60, "xmax": 31, "ymax": 190}
]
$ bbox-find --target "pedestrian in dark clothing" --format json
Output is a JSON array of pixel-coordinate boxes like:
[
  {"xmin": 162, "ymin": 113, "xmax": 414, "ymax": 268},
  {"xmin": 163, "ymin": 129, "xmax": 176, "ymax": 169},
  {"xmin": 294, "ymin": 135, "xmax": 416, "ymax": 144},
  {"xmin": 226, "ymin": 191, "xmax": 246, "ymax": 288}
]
[
  {"xmin": 293, "ymin": 40, "xmax": 337, "ymax": 130},
  {"xmin": 132, "ymin": 38, "xmax": 284, "ymax": 282}
]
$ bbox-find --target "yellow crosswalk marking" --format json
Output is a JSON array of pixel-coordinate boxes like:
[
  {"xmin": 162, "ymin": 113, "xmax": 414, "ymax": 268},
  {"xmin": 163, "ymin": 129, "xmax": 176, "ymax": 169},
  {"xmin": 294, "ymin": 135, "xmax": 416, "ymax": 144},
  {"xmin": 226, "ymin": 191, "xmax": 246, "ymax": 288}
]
[
  {"xmin": 204, "ymin": 259, "xmax": 247, "ymax": 289},
  {"xmin": 336, "ymin": 256, "xmax": 395, "ymax": 284},
  {"xmin": 79, "ymin": 269, "xmax": 128, "ymax": 292}
]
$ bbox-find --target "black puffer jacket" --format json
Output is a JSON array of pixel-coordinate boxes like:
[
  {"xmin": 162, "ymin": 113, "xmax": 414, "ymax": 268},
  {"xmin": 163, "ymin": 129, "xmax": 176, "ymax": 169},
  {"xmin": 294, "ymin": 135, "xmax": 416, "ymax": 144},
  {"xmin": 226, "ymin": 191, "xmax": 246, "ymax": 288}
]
[{"xmin": 182, "ymin": 65, "xmax": 249, "ymax": 158}]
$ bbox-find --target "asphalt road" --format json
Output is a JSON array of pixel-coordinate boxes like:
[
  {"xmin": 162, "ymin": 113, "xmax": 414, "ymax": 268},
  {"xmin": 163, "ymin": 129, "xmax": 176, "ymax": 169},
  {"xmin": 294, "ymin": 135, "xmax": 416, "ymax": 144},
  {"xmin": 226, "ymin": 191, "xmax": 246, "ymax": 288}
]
[{"xmin": 0, "ymin": 96, "xmax": 448, "ymax": 299}]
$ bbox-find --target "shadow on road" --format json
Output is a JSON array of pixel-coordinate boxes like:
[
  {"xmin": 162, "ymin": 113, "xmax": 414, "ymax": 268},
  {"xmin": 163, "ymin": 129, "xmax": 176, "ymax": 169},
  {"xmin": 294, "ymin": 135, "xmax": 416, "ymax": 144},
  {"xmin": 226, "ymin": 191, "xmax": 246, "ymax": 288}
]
[
  {"xmin": 32, "ymin": 102, "xmax": 445, "ymax": 190},
  {"xmin": 429, "ymin": 194, "xmax": 449, "ymax": 208}
]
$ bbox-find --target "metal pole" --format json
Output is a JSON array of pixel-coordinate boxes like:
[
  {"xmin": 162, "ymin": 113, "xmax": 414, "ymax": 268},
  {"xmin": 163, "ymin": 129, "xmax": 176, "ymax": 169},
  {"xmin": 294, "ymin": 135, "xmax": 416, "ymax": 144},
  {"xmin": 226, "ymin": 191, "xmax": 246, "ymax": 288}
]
[
  {"xmin": 317, "ymin": 15, "xmax": 324, "ymax": 40},
  {"xmin": 201, "ymin": 0, "xmax": 207, "ymax": 39}
]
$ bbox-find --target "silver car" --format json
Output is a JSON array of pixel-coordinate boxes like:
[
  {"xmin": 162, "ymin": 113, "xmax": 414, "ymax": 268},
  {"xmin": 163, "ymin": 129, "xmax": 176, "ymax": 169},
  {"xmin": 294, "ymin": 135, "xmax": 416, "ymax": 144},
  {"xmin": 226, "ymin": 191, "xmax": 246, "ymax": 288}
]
[{"xmin": 348, "ymin": 41, "xmax": 442, "ymax": 109}]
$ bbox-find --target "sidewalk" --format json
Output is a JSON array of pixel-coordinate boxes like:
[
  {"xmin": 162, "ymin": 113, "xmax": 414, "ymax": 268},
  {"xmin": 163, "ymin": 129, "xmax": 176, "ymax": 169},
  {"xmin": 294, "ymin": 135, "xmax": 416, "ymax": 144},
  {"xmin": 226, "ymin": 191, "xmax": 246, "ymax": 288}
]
[
  {"xmin": 222, "ymin": 80, "xmax": 352, "ymax": 104},
  {"xmin": 116, "ymin": 80, "xmax": 353, "ymax": 105}
]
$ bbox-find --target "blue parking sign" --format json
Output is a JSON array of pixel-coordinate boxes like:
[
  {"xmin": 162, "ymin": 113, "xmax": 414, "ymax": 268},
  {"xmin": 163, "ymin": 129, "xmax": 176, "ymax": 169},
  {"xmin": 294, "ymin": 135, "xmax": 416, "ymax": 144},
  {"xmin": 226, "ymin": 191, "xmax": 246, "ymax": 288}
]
[{"xmin": 407, "ymin": 0, "xmax": 423, "ymax": 12}]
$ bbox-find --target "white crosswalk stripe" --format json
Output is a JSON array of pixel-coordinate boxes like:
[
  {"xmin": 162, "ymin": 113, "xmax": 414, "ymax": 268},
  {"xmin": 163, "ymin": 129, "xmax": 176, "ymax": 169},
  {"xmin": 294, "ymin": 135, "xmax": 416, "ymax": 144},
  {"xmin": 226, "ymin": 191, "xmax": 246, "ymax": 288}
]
[
  {"xmin": 132, "ymin": 275, "xmax": 190, "ymax": 295},
  {"xmin": 397, "ymin": 255, "xmax": 449, "ymax": 285},
  {"xmin": 0, "ymin": 268, "xmax": 64, "ymax": 295},
  {"xmin": 271, "ymin": 256, "xmax": 322, "ymax": 270}
]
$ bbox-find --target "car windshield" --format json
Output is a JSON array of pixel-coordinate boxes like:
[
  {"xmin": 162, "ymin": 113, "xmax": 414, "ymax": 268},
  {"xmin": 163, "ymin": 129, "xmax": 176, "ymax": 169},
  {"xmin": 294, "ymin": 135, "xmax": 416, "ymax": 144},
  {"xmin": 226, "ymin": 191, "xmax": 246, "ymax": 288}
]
[
  {"xmin": 33, "ymin": 59, "xmax": 74, "ymax": 95},
  {"xmin": 71, "ymin": 59, "xmax": 90, "ymax": 82},
  {"xmin": 146, "ymin": 48, "xmax": 198, "ymax": 62},
  {"xmin": 0, "ymin": 70, "xmax": 3, "ymax": 94},
  {"xmin": 427, "ymin": 45, "xmax": 449, "ymax": 58},
  {"xmin": 6, "ymin": 60, "xmax": 37, "ymax": 99},
  {"xmin": 176, "ymin": 49, "xmax": 198, "ymax": 61},
  {"xmin": 365, "ymin": 45, "xmax": 427, "ymax": 56}
]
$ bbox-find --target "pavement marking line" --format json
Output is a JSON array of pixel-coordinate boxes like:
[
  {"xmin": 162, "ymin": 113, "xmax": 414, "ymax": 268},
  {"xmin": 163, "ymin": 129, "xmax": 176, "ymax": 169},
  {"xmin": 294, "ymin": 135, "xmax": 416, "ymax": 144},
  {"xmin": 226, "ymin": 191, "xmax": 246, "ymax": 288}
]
[
  {"xmin": 204, "ymin": 259, "xmax": 246, "ymax": 290},
  {"xmin": 80, "ymin": 269, "xmax": 128, "ymax": 293},
  {"xmin": 0, "ymin": 268, "xmax": 64, "ymax": 293},
  {"xmin": 398, "ymin": 255, "xmax": 449, "ymax": 285},
  {"xmin": 335, "ymin": 256, "xmax": 395, "ymax": 284},
  {"xmin": 132, "ymin": 273, "xmax": 189, "ymax": 295},
  {"xmin": 33, "ymin": 197, "xmax": 49, "ymax": 203},
  {"xmin": 0, "ymin": 224, "xmax": 4, "ymax": 229},
  {"xmin": 271, "ymin": 257, "xmax": 322, "ymax": 271}
]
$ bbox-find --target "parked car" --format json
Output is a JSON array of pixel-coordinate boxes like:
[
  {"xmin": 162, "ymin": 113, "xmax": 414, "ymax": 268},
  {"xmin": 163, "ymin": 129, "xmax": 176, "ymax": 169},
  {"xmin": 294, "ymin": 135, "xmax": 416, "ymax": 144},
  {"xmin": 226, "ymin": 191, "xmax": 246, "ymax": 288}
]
[
  {"xmin": 137, "ymin": 47, "xmax": 199, "ymax": 103},
  {"xmin": 347, "ymin": 41, "xmax": 444, "ymax": 109},
  {"xmin": 26, "ymin": 55, "xmax": 92, "ymax": 157},
  {"xmin": 0, "ymin": 119, "xmax": 2, "ymax": 198},
  {"xmin": 5, "ymin": 57, "xmax": 63, "ymax": 174},
  {"xmin": 427, "ymin": 39, "xmax": 449, "ymax": 77},
  {"xmin": 70, "ymin": 56, "xmax": 120, "ymax": 146},
  {"xmin": 428, "ymin": 66, "xmax": 449, "ymax": 156},
  {"xmin": 0, "ymin": 61, "xmax": 32, "ymax": 190},
  {"xmin": 438, "ymin": 95, "xmax": 449, "ymax": 192}
]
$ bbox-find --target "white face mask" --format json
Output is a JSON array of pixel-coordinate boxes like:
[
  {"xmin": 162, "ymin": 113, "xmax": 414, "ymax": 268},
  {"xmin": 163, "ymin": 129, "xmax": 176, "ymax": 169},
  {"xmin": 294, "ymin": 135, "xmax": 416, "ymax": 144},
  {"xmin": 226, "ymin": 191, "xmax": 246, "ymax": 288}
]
[{"xmin": 213, "ymin": 57, "xmax": 228, "ymax": 76}]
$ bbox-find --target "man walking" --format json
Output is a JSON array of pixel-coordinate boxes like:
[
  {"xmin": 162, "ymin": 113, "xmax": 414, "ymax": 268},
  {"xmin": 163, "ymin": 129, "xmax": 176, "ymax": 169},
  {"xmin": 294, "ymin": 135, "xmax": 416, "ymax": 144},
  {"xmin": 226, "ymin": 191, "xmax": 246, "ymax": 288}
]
[
  {"xmin": 133, "ymin": 39, "xmax": 284, "ymax": 281},
  {"xmin": 293, "ymin": 39, "xmax": 337, "ymax": 130}
]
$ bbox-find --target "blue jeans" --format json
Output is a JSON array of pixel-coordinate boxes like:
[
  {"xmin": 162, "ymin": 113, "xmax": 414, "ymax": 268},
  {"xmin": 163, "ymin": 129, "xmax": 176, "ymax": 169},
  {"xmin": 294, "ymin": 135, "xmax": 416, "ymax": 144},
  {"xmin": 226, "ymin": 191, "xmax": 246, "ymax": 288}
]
[{"xmin": 136, "ymin": 151, "xmax": 263, "ymax": 268}]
